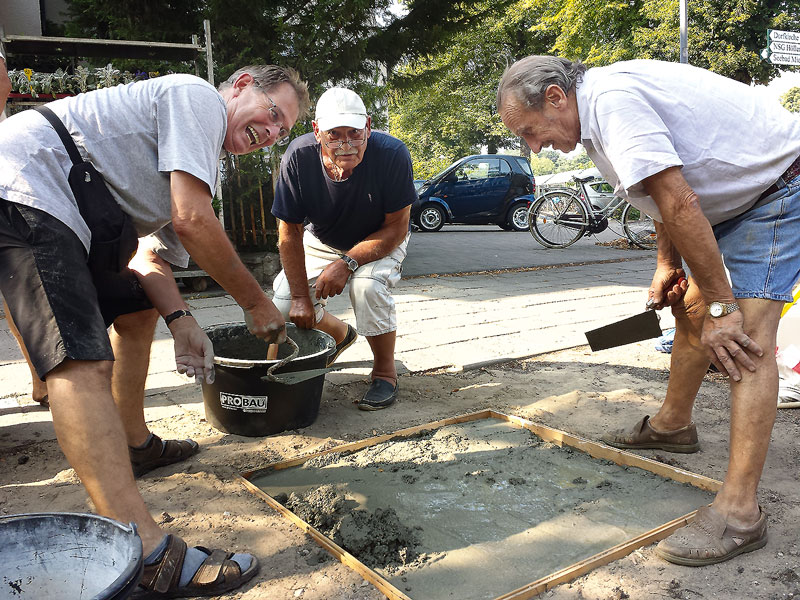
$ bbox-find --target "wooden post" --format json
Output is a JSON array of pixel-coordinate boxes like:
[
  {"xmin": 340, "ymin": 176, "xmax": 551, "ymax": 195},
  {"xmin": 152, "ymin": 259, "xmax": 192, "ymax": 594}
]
[
  {"xmin": 258, "ymin": 178, "xmax": 267, "ymax": 245},
  {"xmin": 250, "ymin": 204, "xmax": 257, "ymax": 245}
]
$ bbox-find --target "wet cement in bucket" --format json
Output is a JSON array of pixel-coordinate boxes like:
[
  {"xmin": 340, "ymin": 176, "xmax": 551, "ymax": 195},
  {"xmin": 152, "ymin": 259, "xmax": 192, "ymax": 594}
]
[
  {"xmin": 252, "ymin": 419, "xmax": 715, "ymax": 600},
  {"xmin": 207, "ymin": 323, "xmax": 331, "ymax": 362}
]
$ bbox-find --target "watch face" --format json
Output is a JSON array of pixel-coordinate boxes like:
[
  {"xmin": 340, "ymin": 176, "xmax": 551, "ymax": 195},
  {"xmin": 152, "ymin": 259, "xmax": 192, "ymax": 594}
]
[{"xmin": 709, "ymin": 302, "xmax": 723, "ymax": 317}]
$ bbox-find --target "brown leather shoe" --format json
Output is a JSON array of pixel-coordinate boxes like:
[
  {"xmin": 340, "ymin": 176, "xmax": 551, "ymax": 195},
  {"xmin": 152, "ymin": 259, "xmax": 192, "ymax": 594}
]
[
  {"xmin": 600, "ymin": 415, "xmax": 700, "ymax": 453},
  {"xmin": 129, "ymin": 434, "xmax": 199, "ymax": 478},
  {"xmin": 656, "ymin": 505, "xmax": 767, "ymax": 566}
]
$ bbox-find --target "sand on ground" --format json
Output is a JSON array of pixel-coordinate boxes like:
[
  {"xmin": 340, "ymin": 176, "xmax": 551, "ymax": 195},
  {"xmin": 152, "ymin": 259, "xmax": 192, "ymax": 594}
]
[{"xmin": 2, "ymin": 340, "xmax": 799, "ymax": 600}]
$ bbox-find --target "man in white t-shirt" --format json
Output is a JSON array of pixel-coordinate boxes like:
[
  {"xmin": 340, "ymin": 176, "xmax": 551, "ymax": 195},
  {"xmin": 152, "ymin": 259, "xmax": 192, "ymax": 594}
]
[
  {"xmin": 0, "ymin": 65, "xmax": 309, "ymax": 598},
  {"xmin": 498, "ymin": 56, "xmax": 800, "ymax": 566}
]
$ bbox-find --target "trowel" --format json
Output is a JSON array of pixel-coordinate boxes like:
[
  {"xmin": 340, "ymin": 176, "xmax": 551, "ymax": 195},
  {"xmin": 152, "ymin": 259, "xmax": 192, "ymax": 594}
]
[
  {"xmin": 584, "ymin": 309, "xmax": 662, "ymax": 352},
  {"xmin": 263, "ymin": 361, "xmax": 365, "ymax": 385}
]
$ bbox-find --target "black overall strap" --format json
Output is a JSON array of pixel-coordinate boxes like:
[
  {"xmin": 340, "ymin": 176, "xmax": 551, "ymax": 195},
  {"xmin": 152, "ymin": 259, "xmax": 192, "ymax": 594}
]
[{"xmin": 34, "ymin": 105, "xmax": 84, "ymax": 166}]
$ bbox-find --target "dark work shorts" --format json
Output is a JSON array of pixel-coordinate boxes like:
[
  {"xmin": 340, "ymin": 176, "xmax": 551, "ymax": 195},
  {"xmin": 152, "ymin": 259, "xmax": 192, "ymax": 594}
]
[{"xmin": 0, "ymin": 199, "xmax": 153, "ymax": 379}]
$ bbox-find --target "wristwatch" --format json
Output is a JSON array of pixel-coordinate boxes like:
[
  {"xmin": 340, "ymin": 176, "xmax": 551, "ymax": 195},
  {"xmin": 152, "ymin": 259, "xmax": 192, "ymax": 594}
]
[
  {"xmin": 341, "ymin": 254, "xmax": 358, "ymax": 273},
  {"xmin": 708, "ymin": 301, "xmax": 740, "ymax": 318}
]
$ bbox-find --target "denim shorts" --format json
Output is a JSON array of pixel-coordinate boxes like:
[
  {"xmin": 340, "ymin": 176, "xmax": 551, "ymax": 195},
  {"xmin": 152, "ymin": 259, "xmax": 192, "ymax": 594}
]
[
  {"xmin": 713, "ymin": 173, "xmax": 800, "ymax": 303},
  {"xmin": 0, "ymin": 199, "xmax": 152, "ymax": 379}
]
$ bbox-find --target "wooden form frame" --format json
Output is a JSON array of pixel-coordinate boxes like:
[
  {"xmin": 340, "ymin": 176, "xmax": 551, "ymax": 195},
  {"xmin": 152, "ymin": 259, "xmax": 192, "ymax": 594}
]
[{"xmin": 239, "ymin": 410, "xmax": 722, "ymax": 600}]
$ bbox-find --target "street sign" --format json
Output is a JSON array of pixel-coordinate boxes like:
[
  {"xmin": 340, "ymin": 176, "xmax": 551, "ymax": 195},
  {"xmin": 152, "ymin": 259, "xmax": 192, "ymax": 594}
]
[
  {"xmin": 760, "ymin": 49, "xmax": 800, "ymax": 66},
  {"xmin": 770, "ymin": 40, "xmax": 800, "ymax": 54},
  {"xmin": 769, "ymin": 29, "xmax": 800, "ymax": 43},
  {"xmin": 762, "ymin": 30, "xmax": 800, "ymax": 65}
]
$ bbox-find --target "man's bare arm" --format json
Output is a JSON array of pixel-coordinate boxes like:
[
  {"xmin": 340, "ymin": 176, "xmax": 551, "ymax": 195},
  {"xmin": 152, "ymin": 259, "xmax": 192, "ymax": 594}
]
[
  {"xmin": 644, "ymin": 167, "xmax": 731, "ymax": 304},
  {"xmin": 313, "ymin": 206, "xmax": 411, "ymax": 301},
  {"xmin": 644, "ymin": 166, "xmax": 762, "ymax": 379},
  {"xmin": 170, "ymin": 170, "xmax": 285, "ymax": 342},
  {"xmin": 647, "ymin": 221, "xmax": 688, "ymax": 309},
  {"xmin": 344, "ymin": 205, "xmax": 411, "ymax": 265},
  {"xmin": 128, "ymin": 243, "xmax": 214, "ymax": 382},
  {"xmin": 276, "ymin": 219, "xmax": 315, "ymax": 329}
]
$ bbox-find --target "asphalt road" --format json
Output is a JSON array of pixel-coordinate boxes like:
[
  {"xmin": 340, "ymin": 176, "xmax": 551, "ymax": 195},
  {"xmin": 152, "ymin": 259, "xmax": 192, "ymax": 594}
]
[{"xmin": 402, "ymin": 224, "xmax": 655, "ymax": 277}]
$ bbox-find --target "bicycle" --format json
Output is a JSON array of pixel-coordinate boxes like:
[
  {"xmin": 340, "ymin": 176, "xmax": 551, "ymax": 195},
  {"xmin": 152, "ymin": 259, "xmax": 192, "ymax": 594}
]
[{"xmin": 527, "ymin": 174, "xmax": 657, "ymax": 249}]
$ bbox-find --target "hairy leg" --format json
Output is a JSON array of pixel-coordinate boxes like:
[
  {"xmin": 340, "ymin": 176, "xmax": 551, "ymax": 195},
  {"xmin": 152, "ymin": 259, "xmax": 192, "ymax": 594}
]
[
  {"xmin": 366, "ymin": 331, "xmax": 397, "ymax": 383},
  {"xmin": 316, "ymin": 310, "xmax": 349, "ymax": 344},
  {"xmin": 4, "ymin": 299, "xmax": 48, "ymax": 403},
  {"xmin": 711, "ymin": 297, "xmax": 782, "ymax": 526},
  {"xmin": 109, "ymin": 308, "xmax": 159, "ymax": 447},
  {"xmin": 650, "ymin": 280, "xmax": 710, "ymax": 431},
  {"xmin": 47, "ymin": 358, "xmax": 163, "ymax": 554}
]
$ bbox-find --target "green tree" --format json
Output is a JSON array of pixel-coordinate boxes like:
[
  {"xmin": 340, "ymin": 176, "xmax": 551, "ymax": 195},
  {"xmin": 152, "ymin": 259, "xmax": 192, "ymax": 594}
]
[
  {"xmin": 536, "ymin": 0, "xmax": 800, "ymax": 83},
  {"xmin": 59, "ymin": 0, "xmax": 508, "ymax": 244},
  {"xmin": 389, "ymin": 1, "xmax": 554, "ymax": 177},
  {"xmin": 781, "ymin": 86, "xmax": 800, "ymax": 112}
]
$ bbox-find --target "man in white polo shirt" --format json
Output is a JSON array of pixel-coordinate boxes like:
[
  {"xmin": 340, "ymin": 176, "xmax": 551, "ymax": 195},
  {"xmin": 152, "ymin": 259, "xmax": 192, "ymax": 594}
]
[{"xmin": 497, "ymin": 56, "xmax": 800, "ymax": 566}]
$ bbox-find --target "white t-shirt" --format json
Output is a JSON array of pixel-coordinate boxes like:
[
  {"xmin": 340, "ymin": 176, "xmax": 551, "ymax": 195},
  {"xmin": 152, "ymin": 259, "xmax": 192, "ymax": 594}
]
[
  {"xmin": 577, "ymin": 60, "xmax": 800, "ymax": 225},
  {"xmin": 0, "ymin": 74, "xmax": 227, "ymax": 266}
]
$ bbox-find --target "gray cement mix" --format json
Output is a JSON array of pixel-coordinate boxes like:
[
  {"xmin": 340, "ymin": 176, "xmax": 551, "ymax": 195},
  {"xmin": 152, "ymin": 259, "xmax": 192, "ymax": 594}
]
[{"xmin": 252, "ymin": 419, "xmax": 715, "ymax": 600}]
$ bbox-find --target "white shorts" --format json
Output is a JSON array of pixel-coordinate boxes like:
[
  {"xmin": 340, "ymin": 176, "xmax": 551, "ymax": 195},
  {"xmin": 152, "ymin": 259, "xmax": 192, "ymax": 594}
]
[{"xmin": 272, "ymin": 230, "xmax": 410, "ymax": 337}]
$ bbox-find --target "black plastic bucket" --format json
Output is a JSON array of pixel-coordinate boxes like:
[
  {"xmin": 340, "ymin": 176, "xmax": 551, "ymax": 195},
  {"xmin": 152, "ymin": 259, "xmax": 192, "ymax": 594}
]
[
  {"xmin": 202, "ymin": 323, "xmax": 335, "ymax": 437},
  {"xmin": 0, "ymin": 512, "xmax": 143, "ymax": 599}
]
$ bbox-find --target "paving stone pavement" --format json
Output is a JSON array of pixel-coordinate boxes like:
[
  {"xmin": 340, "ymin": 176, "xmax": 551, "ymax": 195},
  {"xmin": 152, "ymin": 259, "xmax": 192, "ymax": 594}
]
[{"xmin": 0, "ymin": 255, "xmax": 671, "ymax": 422}]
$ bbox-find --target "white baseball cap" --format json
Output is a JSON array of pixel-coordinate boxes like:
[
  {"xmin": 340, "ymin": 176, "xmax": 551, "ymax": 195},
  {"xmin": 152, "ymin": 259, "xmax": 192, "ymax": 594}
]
[{"xmin": 314, "ymin": 87, "xmax": 367, "ymax": 131}]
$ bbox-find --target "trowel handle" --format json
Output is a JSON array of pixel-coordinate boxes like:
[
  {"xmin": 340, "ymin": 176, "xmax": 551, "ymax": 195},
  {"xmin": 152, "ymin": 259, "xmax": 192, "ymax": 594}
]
[
  {"xmin": 265, "ymin": 338, "xmax": 300, "ymax": 377},
  {"xmin": 646, "ymin": 276, "xmax": 688, "ymax": 309}
]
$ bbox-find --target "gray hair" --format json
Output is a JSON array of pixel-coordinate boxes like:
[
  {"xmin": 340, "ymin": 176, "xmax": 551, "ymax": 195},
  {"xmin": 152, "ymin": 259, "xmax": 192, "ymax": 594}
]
[
  {"xmin": 219, "ymin": 65, "xmax": 311, "ymax": 119},
  {"xmin": 496, "ymin": 56, "xmax": 586, "ymax": 112}
]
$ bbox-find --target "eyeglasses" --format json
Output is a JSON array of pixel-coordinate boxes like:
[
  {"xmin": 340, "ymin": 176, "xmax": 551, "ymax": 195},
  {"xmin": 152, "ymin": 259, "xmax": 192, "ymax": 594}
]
[
  {"xmin": 265, "ymin": 95, "xmax": 291, "ymax": 146},
  {"xmin": 322, "ymin": 130, "xmax": 367, "ymax": 149},
  {"xmin": 253, "ymin": 80, "xmax": 291, "ymax": 146}
]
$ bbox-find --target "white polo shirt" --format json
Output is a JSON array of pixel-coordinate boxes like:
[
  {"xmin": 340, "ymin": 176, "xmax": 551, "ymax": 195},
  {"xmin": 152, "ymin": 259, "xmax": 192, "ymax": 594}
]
[{"xmin": 577, "ymin": 60, "xmax": 800, "ymax": 225}]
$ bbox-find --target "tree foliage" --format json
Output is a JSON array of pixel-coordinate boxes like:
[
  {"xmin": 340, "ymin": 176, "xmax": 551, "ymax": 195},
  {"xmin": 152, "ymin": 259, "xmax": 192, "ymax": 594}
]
[
  {"xmin": 61, "ymin": 0, "xmax": 507, "ymax": 129},
  {"xmin": 389, "ymin": 0, "xmax": 799, "ymax": 178},
  {"xmin": 389, "ymin": 1, "xmax": 553, "ymax": 177},
  {"xmin": 781, "ymin": 86, "xmax": 800, "ymax": 112}
]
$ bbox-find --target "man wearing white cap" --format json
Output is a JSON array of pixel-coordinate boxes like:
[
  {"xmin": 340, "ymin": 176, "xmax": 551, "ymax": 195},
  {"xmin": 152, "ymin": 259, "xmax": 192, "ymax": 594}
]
[{"xmin": 272, "ymin": 87, "xmax": 416, "ymax": 410}]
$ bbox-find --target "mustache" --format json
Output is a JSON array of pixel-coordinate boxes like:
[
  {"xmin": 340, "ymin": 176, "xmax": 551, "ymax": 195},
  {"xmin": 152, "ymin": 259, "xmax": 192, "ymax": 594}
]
[{"xmin": 335, "ymin": 149, "xmax": 358, "ymax": 156}]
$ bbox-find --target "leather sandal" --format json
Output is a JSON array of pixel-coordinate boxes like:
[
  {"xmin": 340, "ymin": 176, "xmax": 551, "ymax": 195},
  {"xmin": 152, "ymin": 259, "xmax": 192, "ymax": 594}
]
[
  {"xmin": 656, "ymin": 505, "xmax": 768, "ymax": 566},
  {"xmin": 132, "ymin": 535, "xmax": 259, "ymax": 599},
  {"xmin": 600, "ymin": 415, "xmax": 700, "ymax": 453},
  {"xmin": 129, "ymin": 434, "xmax": 199, "ymax": 478}
]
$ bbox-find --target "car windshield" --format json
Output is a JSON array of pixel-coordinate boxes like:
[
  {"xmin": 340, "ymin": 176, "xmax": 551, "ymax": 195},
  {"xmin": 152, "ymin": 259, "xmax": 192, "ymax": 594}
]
[{"xmin": 429, "ymin": 159, "xmax": 464, "ymax": 182}]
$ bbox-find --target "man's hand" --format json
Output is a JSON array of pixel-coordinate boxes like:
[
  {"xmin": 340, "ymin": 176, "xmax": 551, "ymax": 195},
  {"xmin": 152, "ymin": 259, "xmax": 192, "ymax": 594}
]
[
  {"xmin": 170, "ymin": 318, "xmax": 215, "ymax": 384},
  {"xmin": 243, "ymin": 296, "xmax": 287, "ymax": 344},
  {"xmin": 701, "ymin": 311, "xmax": 762, "ymax": 381},
  {"xmin": 647, "ymin": 266, "xmax": 688, "ymax": 310},
  {"xmin": 314, "ymin": 259, "xmax": 351, "ymax": 300},
  {"xmin": 289, "ymin": 295, "xmax": 316, "ymax": 329}
]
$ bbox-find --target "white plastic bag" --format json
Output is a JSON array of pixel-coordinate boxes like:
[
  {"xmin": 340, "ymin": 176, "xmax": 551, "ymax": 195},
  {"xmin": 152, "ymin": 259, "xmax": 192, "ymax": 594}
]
[{"xmin": 777, "ymin": 344, "xmax": 800, "ymax": 405}]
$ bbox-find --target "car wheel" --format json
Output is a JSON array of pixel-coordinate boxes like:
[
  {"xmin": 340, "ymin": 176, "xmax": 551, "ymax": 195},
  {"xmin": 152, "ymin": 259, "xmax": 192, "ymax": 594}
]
[
  {"xmin": 507, "ymin": 202, "xmax": 529, "ymax": 231},
  {"xmin": 416, "ymin": 204, "xmax": 445, "ymax": 232}
]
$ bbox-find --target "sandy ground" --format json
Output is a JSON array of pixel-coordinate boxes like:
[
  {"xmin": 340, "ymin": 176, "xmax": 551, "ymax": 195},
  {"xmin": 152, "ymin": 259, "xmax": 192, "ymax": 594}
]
[{"xmin": 2, "ymin": 340, "xmax": 800, "ymax": 600}]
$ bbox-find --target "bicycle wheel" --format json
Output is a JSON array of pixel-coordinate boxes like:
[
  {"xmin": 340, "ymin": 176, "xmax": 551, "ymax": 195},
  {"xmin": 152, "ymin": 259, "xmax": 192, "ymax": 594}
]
[
  {"xmin": 622, "ymin": 203, "xmax": 657, "ymax": 249},
  {"xmin": 529, "ymin": 190, "xmax": 587, "ymax": 248}
]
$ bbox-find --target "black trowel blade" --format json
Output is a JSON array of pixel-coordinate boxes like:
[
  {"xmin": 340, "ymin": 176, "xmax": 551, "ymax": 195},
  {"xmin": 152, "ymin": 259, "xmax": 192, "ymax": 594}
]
[{"xmin": 585, "ymin": 310, "xmax": 662, "ymax": 352}]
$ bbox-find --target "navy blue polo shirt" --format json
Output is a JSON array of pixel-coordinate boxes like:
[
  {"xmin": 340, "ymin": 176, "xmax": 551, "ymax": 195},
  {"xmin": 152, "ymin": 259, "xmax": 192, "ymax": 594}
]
[{"xmin": 272, "ymin": 131, "xmax": 416, "ymax": 251}]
